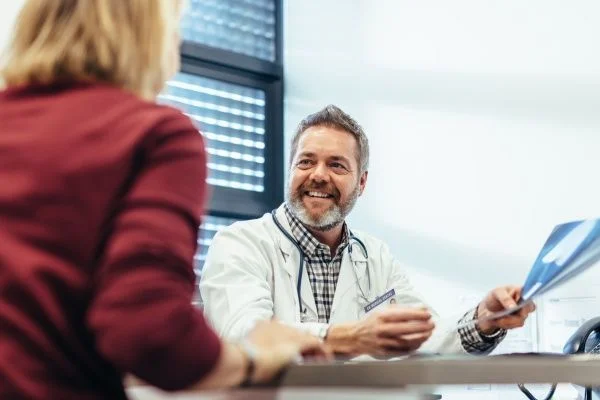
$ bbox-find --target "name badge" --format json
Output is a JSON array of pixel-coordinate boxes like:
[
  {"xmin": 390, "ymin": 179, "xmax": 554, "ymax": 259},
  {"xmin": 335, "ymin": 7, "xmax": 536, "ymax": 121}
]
[{"xmin": 364, "ymin": 288, "xmax": 396, "ymax": 313}]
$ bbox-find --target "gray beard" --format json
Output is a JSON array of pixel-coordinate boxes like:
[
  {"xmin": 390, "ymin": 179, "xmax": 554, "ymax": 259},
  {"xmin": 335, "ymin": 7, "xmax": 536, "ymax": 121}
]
[{"xmin": 286, "ymin": 184, "xmax": 360, "ymax": 232}]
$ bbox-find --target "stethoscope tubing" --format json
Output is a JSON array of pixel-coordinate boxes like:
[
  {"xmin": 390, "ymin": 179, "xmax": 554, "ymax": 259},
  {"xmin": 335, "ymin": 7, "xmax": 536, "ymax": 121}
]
[{"xmin": 270, "ymin": 209, "xmax": 370, "ymax": 316}]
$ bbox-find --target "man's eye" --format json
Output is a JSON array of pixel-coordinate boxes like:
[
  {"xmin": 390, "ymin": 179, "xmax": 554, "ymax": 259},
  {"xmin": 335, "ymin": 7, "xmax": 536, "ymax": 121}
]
[
  {"xmin": 297, "ymin": 159, "xmax": 312, "ymax": 166},
  {"xmin": 331, "ymin": 162, "xmax": 347, "ymax": 170}
]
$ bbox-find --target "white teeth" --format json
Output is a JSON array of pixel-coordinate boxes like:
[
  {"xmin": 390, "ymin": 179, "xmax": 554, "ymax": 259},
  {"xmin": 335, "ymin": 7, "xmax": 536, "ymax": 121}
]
[{"xmin": 307, "ymin": 191, "xmax": 330, "ymax": 198}]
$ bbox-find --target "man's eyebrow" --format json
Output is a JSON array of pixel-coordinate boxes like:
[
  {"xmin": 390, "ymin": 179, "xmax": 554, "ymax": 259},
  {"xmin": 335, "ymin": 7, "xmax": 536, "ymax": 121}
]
[
  {"xmin": 329, "ymin": 155, "xmax": 351, "ymax": 164},
  {"xmin": 297, "ymin": 151, "xmax": 316, "ymax": 158},
  {"xmin": 296, "ymin": 152, "xmax": 352, "ymax": 165}
]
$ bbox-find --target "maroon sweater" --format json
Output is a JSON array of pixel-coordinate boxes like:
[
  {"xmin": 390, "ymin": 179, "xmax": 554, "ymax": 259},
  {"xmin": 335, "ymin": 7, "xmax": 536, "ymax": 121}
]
[{"xmin": 0, "ymin": 82, "xmax": 221, "ymax": 399}]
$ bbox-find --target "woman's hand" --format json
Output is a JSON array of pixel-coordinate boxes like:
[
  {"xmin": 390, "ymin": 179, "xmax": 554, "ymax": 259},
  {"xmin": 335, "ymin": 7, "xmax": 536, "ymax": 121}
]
[{"xmin": 246, "ymin": 320, "xmax": 332, "ymax": 383}]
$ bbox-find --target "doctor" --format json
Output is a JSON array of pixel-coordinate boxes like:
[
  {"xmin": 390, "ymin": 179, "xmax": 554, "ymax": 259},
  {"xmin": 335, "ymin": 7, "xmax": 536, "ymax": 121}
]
[{"xmin": 200, "ymin": 105, "xmax": 535, "ymax": 356}]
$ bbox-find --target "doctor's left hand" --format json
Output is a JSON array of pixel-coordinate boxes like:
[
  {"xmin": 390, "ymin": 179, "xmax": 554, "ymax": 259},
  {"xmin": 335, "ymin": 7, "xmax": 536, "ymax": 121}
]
[
  {"xmin": 477, "ymin": 285, "xmax": 536, "ymax": 335},
  {"xmin": 325, "ymin": 307, "xmax": 435, "ymax": 356}
]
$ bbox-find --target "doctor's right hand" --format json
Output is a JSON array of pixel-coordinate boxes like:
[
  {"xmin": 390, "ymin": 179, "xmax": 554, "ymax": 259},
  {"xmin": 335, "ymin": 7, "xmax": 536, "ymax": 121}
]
[{"xmin": 325, "ymin": 307, "xmax": 435, "ymax": 356}]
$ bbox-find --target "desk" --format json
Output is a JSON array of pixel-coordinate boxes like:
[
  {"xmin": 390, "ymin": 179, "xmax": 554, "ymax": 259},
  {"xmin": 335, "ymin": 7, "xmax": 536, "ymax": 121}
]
[
  {"xmin": 127, "ymin": 354, "xmax": 600, "ymax": 399},
  {"xmin": 127, "ymin": 388, "xmax": 431, "ymax": 400},
  {"xmin": 281, "ymin": 354, "xmax": 600, "ymax": 387}
]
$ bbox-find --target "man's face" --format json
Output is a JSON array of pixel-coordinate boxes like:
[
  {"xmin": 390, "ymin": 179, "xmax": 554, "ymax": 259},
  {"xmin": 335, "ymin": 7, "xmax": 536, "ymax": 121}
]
[{"xmin": 287, "ymin": 125, "xmax": 368, "ymax": 231}]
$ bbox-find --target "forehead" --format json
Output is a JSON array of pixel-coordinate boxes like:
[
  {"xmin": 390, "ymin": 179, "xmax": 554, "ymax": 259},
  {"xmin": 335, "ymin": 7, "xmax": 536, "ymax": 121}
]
[{"xmin": 295, "ymin": 126, "xmax": 358, "ymax": 160}]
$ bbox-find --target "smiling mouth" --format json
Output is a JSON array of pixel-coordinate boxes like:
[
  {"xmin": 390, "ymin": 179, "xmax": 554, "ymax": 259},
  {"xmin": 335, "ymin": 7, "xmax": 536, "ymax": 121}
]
[{"xmin": 304, "ymin": 191, "xmax": 334, "ymax": 199}]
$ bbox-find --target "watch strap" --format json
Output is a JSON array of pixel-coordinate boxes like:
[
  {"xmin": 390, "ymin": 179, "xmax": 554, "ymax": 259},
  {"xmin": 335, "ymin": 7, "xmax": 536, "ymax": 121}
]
[{"xmin": 238, "ymin": 340, "xmax": 258, "ymax": 387}]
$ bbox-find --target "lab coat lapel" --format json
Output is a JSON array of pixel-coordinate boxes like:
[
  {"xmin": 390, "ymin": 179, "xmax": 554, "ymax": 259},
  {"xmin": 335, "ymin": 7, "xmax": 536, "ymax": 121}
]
[
  {"xmin": 331, "ymin": 241, "xmax": 369, "ymax": 314},
  {"xmin": 273, "ymin": 205, "xmax": 318, "ymax": 317}
]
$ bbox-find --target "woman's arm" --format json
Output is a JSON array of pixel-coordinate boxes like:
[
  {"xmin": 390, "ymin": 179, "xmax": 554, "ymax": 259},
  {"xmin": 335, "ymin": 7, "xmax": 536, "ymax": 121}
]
[
  {"xmin": 87, "ymin": 110, "xmax": 329, "ymax": 391},
  {"xmin": 87, "ymin": 111, "xmax": 221, "ymax": 391}
]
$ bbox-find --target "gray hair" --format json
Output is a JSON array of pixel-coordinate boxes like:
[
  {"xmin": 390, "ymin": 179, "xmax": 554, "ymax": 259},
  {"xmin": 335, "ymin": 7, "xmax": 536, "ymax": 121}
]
[{"xmin": 289, "ymin": 105, "xmax": 369, "ymax": 174}]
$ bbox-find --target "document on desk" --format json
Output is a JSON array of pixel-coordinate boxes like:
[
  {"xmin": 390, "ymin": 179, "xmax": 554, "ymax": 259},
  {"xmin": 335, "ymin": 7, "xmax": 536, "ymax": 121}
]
[
  {"xmin": 491, "ymin": 311, "xmax": 538, "ymax": 354},
  {"xmin": 462, "ymin": 218, "xmax": 600, "ymax": 328},
  {"xmin": 538, "ymin": 268, "xmax": 600, "ymax": 353}
]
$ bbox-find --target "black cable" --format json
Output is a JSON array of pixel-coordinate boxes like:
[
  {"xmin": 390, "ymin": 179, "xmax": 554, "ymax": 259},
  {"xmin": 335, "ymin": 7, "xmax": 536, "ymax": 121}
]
[{"xmin": 517, "ymin": 383, "xmax": 557, "ymax": 400}]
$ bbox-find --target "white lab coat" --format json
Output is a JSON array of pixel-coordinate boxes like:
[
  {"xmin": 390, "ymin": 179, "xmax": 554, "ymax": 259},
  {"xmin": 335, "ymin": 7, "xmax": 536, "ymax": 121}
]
[{"xmin": 200, "ymin": 204, "xmax": 469, "ymax": 354}]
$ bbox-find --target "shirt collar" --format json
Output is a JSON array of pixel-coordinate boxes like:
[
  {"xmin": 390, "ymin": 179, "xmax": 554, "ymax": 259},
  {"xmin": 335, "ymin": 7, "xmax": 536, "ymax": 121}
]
[{"xmin": 283, "ymin": 202, "xmax": 349, "ymax": 257}]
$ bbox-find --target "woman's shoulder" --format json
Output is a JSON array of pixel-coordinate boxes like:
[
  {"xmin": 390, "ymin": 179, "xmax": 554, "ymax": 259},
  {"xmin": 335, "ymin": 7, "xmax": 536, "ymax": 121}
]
[
  {"xmin": 83, "ymin": 83, "xmax": 193, "ymax": 124},
  {"xmin": 76, "ymin": 82, "xmax": 200, "ymax": 140}
]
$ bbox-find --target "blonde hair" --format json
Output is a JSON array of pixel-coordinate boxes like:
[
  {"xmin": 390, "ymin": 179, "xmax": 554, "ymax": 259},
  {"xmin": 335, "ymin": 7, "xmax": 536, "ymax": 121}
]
[{"xmin": 1, "ymin": 0, "xmax": 182, "ymax": 100}]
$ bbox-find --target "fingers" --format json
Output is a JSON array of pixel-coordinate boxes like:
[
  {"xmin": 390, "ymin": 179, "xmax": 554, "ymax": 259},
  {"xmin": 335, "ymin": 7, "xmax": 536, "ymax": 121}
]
[
  {"xmin": 524, "ymin": 301, "xmax": 536, "ymax": 313},
  {"xmin": 296, "ymin": 333, "xmax": 322, "ymax": 348},
  {"xmin": 493, "ymin": 315, "xmax": 526, "ymax": 329},
  {"xmin": 379, "ymin": 307, "xmax": 432, "ymax": 323},
  {"xmin": 285, "ymin": 327, "xmax": 334, "ymax": 361},
  {"xmin": 249, "ymin": 320, "xmax": 331, "ymax": 360},
  {"xmin": 378, "ymin": 320, "xmax": 435, "ymax": 337},
  {"xmin": 274, "ymin": 334, "xmax": 332, "ymax": 364},
  {"xmin": 364, "ymin": 307, "xmax": 434, "ymax": 355},
  {"xmin": 480, "ymin": 299, "xmax": 535, "ymax": 332},
  {"xmin": 509, "ymin": 286, "xmax": 523, "ymax": 301},
  {"xmin": 491, "ymin": 301, "xmax": 536, "ymax": 329},
  {"xmin": 373, "ymin": 318, "xmax": 434, "ymax": 355},
  {"xmin": 516, "ymin": 306, "xmax": 532, "ymax": 319},
  {"xmin": 376, "ymin": 331, "xmax": 431, "ymax": 354},
  {"xmin": 300, "ymin": 342, "xmax": 333, "ymax": 361},
  {"xmin": 492, "ymin": 287, "xmax": 519, "ymax": 310}
]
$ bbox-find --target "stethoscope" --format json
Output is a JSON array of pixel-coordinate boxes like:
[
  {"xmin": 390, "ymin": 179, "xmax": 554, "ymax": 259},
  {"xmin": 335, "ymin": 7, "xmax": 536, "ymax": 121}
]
[{"xmin": 270, "ymin": 210, "xmax": 373, "ymax": 316}]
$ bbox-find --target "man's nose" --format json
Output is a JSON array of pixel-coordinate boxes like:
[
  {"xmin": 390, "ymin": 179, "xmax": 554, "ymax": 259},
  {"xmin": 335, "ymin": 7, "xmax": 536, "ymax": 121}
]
[{"xmin": 309, "ymin": 162, "xmax": 330, "ymax": 183}]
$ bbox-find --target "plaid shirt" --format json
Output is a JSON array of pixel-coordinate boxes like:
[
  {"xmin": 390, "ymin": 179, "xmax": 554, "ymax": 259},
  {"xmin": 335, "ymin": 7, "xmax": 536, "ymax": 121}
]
[
  {"xmin": 284, "ymin": 204, "xmax": 505, "ymax": 354},
  {"xmin": 284, "ymin": 204, "xmax": 349, "ymax": 323},
  {"xmin": 457, "ymin": 307, "xmax": 507, "ymax": 354}
]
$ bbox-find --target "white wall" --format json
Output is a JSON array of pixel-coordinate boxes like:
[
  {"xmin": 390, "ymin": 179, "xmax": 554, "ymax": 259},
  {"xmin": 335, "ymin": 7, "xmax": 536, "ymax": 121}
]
[{"xmin": 284, "ymin": 0, "xmax": 600, "ymax": 318}]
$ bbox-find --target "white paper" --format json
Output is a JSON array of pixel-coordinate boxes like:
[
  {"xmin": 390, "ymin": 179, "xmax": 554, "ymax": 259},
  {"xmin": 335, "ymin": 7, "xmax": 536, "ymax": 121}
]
[
  {"xmin": 491, "ymin": 311, "xmax": 538, "ymax": 354},
  {"xmin": 538, "ymin": 271, "xmax": 600, "ymax": 353}
]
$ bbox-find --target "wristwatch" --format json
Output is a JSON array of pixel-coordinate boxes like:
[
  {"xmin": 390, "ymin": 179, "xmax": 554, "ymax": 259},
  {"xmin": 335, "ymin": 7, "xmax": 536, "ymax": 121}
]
[{"xmin": 238, "ymin": 340, "xmax": 259, "ymax": 387}]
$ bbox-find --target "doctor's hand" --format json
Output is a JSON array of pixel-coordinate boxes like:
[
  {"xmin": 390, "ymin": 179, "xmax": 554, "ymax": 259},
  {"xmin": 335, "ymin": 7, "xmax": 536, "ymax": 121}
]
[
  {"xmin": 477, "ymin": 285, "xmax": 536, "ymax": 335},
  {"xmin": 245, "ymin": 320, "xmax": 332, "ymax": 383},
  {"xmin": 325, "ymin": 307, "xmax": 435, "ymax": 356}
]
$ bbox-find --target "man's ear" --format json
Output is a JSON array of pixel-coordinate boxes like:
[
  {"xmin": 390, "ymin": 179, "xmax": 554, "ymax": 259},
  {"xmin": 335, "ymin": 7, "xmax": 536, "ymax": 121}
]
[{"xmin": 358, "ymin": 171, "xmax": 368, "ymax": 196}]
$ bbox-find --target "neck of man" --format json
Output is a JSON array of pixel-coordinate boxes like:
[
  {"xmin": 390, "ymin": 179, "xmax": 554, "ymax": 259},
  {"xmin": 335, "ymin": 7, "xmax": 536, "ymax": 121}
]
[{"xmin": 307, "ymin": 223, "xmax": 344, "ymax": 257}]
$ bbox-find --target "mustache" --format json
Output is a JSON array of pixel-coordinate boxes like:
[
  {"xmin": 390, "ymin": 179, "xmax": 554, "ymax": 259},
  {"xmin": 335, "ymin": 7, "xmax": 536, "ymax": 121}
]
[{"xmin": 298, "ymin": 182, "xmax": 340, "ymax": 198}]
